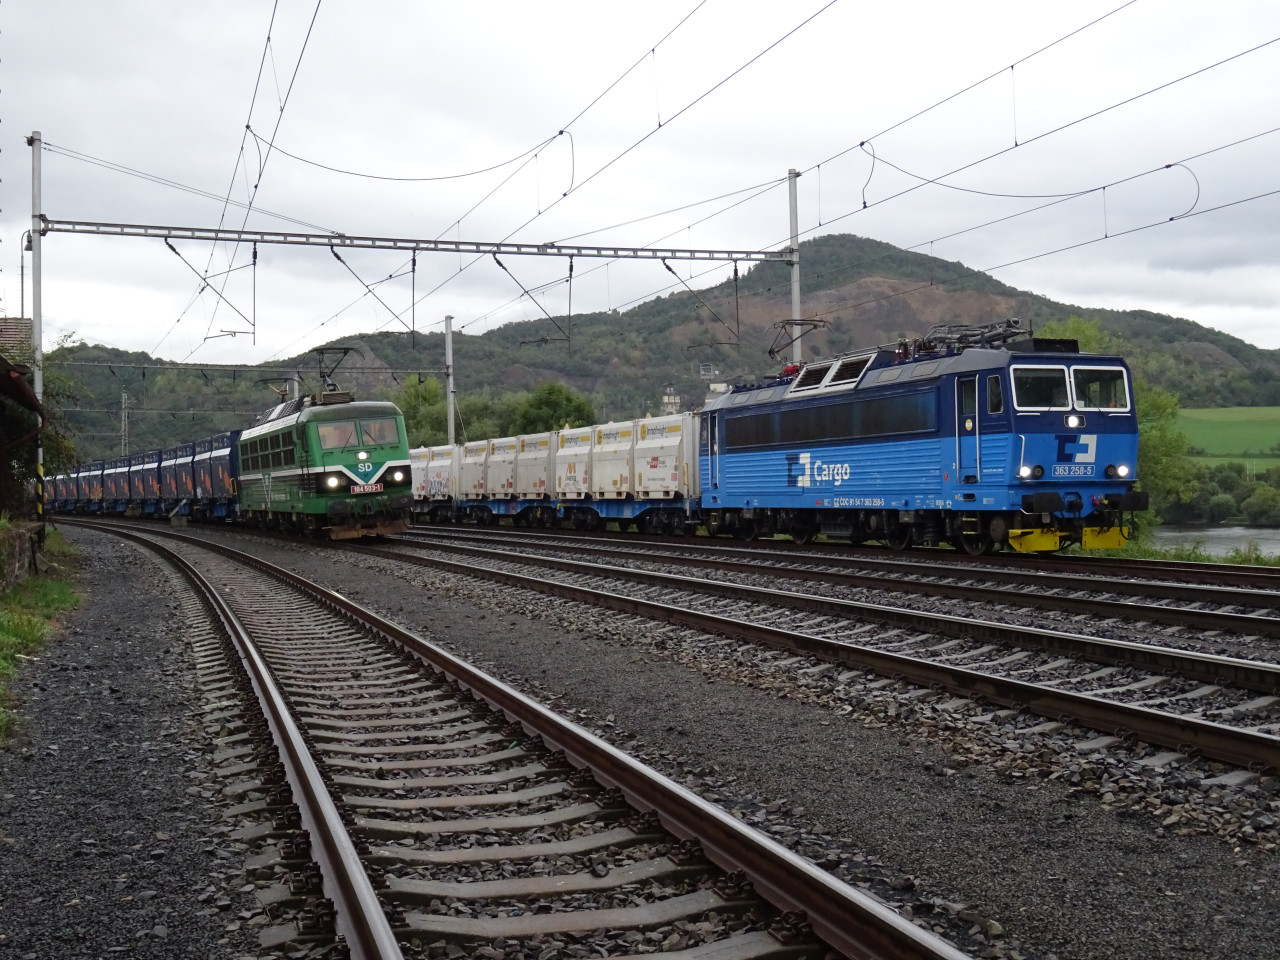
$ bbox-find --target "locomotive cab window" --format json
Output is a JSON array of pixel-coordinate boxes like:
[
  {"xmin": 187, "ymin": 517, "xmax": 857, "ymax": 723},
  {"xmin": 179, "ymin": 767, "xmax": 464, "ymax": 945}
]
[
  {"xmin": 1072, "ymin": 366, "xmax": 1131, "ymax": 411},
  {"xmin": 360, "ymin": 418, "xmax": 400, "ymax": 446},
  {"xmin": 317, "ymin": 420, "xmax": 358, "ymax": 450},
  {"xmin": 987, "ymin": 375, "xmax": 1004, "ymax": 414},
  {"xmin": 1011, "ymin": 365, "xmax": 1070, "ymax": 410}
]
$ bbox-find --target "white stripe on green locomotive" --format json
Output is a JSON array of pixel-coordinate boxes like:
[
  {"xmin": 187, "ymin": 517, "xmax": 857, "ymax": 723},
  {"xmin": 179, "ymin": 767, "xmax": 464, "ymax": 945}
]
[{"xmin": 237, "ymin": 400, "xmax": 412, "ymax": 538}]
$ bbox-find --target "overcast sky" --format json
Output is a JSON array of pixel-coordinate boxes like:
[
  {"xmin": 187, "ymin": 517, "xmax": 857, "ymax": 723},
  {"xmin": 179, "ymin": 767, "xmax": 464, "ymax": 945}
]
[{"xmin": 4, "ymin": 0, "xmax": 1278, "ymax": 369}]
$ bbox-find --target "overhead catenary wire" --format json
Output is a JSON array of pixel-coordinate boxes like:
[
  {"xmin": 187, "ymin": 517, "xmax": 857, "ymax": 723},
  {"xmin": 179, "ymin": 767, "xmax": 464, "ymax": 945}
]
[
  {"xmin": 266, "ymin": 1, "xmax": 714, "ymax": 355},
  {"xmin": 367, "ymin": 1, "xmax": 838, "ymax": 340},
  {"xmin": 798, "ymin": 184, "xmax": 1280, "ymax": 329},
  {"xmin": 35, "ymin": 5, "xmax": 1275, "ymax": 369},
  {"xmin": 694, "ymin": 124, "xmax": 1280, "ymax": 311},
  {"xmin": 188, "ymin": 0, "xmax": 324, "ymax": 360},
  {"xmin": 466, "ymin": 0, "xmax": 1143, "ymax": 323},
  {"xmin": 795, "ymin": 34, "xmax": 1280, "ymax": 242},
  {"xmin": 246, "ymin": 126, "xmax": 563, "ymax": 182}
]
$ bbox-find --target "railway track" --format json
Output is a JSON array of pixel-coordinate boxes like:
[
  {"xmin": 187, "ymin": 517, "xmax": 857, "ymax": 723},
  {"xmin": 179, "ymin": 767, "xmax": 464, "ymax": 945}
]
[
  {"xmin": 68, "ymin": 519, "xmax": 968, "ymax": 960},
  {"xmin": 405, "ymin": 527, "xmax": 1280, "ymax": 624},
  {"xmin": 365, "ymin": 531, "xmax": 1280, "ymax": 774},
  {"xmin": 423, "ymin": 523, "xmax": 1280, "ymax": 592}
]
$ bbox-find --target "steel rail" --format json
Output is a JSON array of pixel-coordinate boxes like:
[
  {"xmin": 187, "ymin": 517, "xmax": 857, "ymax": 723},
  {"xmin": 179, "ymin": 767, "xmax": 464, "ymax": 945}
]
[
  {"xmin": 75, "ymin": 523, "xmax": 404, "ymax": 960},
  {"xmin": 71, "ymin": 519, "xmax": 969, "ymax": 960},
  {"xmin": 407, "ymin": 527, "xmax": 1280, "ymax": 611},
  {"xmin": 400, "ymin": 530, "xmax": 1280, "ymax": 627},
  {"xmin": 981, "ymin": 551, "xmax": 1280, "ymax": 590},
  {"xmin": 356, "ymin": 542, "xmax": 1280, "ymax": 772},
  {"xmin": 409, "ymin": 524, "xmax": 1280, "ymax": 592},
  {"xmin": 374, "ymin": 540, "xmax": 1280, "ymax": 694}
]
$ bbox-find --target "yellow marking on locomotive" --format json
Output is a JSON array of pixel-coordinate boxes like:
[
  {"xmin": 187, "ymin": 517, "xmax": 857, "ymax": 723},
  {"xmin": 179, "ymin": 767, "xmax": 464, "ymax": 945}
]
[
  {"xmin": 1006, "ymin": 528, "xmax": 1062, "ymax": 553},
  {"xmin": 1082, "ymin": 526, "xmax": 1130, "ymax": 550}
]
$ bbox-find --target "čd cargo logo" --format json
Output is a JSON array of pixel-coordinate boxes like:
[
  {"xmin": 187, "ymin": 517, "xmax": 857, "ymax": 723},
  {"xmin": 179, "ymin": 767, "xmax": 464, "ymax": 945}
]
[
  {"xmin": 1055, "ymin": 434, "xmax": 1097, "ymax": 463},
  {"xmin": 785, "ymin": 452, "xmax": 851, "ymax": 487}
]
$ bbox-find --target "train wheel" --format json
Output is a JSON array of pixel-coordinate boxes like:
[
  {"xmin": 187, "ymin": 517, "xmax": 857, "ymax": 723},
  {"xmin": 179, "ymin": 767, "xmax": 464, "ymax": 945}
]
[
  {"xmin": 791, "ymin": 518, "xmax": 818, "ymax": 545},
  {"xmin": 955, "ymin": 531, "xmax": 995, "ymax": 556},
  {"xmin": 736, "ymin": 520, "xmax": 758, "ymax": 542},
  {"xmin": 886, "ymin": 524, "xmax": 912, "ymax": 552}
]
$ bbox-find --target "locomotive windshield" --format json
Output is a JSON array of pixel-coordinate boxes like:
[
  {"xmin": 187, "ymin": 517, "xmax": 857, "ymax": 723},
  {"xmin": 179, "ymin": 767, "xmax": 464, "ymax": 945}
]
[
  {"xmin": 360, "ymin": 418, "xmax": 400, "ymax": 445},
  {"xmin": 317, "ymin": 421, "xmax": 358, "ymax": 450},
  {"xmin": 317, "ymin": 417, "xmax": 400, "ymax": 450},
  {"xmin": 1071, "ymin": 366, "xmax": 1130, "ymax": 411},
  {"xmin": 1011, "ymin": 366, "xmax": 1070, "ymax": 410}
]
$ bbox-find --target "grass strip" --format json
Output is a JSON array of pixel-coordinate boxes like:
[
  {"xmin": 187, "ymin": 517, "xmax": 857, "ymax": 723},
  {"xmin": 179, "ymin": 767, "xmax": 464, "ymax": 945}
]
[{"xmin": 0, "ymin": 530, "xmax": 81, "ymax": 739}]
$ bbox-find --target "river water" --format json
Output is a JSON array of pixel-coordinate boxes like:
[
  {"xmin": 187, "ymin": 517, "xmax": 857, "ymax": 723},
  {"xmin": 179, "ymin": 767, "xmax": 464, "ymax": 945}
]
[{"xmin": 1149, "ymin": 525, "xmax": 1280, "ymax": 558}]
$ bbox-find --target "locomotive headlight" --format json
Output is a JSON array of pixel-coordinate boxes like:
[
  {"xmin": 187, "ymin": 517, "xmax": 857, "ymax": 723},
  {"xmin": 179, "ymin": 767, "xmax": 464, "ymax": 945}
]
[
  {"xmin": 1065, "ymin": 414, "xmax": 1084, "ymax": 429},
  {"xmin": 326, "ymin": 475, "xmax": 340, "ymax": 488},
  {"xmin": 1117, "ymin": 464, "xmax": 1130, "ymax": 478},
  {"xmin": 1018, "ymin": 465, "xmax": 1033, "ymax": 479},
  {"xmin": 1032, "ymin": 465, "xmax": 1045, "ymax": 479},
  {"xmin": 357, "ymin": 451, "xmax": 369, "ymax": 460},
  {"xmin": 392, "ymin": 470, "xmax": 404, "ymax": 482}
]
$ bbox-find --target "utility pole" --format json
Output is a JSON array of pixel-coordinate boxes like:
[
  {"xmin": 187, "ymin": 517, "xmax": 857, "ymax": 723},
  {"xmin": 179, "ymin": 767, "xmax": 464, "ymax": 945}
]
[
  {"xmin": 444, "ymin": 315, "xmax": 456, "ymax": 447},
  {"xmin": 121, "ymin": 390, "xmax": 129, "ymax": 455},
  {"xmin": 788, "ymin": 168, "xmax": 802, "ymax": 365},
  {"xmin": 29, "ymin": 131, "xmax": 45, "ymax": 539}
]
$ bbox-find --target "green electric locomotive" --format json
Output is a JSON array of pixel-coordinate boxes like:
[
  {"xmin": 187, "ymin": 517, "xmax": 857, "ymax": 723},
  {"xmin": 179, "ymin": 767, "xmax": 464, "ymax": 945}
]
[{"xmin": 237, "ymin": 390, "xmax": 413, "ymax": 539}]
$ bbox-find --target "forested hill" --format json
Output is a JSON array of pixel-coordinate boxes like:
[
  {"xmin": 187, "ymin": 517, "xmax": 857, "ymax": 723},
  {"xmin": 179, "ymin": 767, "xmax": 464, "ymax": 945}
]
[{"xmin": 46, "ymin": 232, "xmax": 1280, "ymax": 461}]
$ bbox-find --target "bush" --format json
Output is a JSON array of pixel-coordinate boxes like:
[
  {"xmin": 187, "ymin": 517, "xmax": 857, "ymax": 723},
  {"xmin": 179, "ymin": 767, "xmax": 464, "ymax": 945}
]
[
  {"xmin": 1208, "ymin": 493, "xmax": 1237, "ymax": 523},
  {"xmin": 1241, "ymin": 485, "xmax": 1280, "ymax": 527}
]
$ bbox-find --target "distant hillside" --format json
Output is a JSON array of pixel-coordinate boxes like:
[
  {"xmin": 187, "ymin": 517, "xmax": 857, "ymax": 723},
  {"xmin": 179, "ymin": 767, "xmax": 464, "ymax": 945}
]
[{"xmin": 45, "ymin": 232, "xmax": 1280, "ymax": 461}]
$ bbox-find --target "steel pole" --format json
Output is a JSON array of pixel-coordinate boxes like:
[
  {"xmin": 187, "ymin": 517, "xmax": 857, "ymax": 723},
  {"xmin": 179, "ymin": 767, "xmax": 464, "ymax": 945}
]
[
  {"xmin": 30, "ymin": 131, "xmax": 44, "ymax": 539},
  {"xmin": 444, "ymin": 314, "xmax": 456, "ymax": 447},
  {"xmin": 788, "ymin": 168, "xmax": 802, "ymax": 365}
]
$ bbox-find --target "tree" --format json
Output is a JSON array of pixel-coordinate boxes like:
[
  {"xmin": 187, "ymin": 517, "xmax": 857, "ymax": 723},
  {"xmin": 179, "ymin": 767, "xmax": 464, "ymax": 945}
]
[
  {"xmin": 394, "ymin": 376, "xmax": 445, "ymax": 446},
  {"xmin": 511, "ymin": 381, "xmax": 595, "ymax": 434},
  {"xmin": 1208, "ymin": 493, "xmax": 1237, "ymax": 523},
  {"xmin": 1241, "ymin": 486, "xmax": 1280, "ymax": 527}
]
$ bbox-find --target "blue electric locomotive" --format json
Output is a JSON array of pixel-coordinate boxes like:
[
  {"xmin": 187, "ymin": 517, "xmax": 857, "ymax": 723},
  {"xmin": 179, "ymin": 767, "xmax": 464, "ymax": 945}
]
[{"xmin": 699, "ymin": 319, "xmax": 1147, "ymax": 553}]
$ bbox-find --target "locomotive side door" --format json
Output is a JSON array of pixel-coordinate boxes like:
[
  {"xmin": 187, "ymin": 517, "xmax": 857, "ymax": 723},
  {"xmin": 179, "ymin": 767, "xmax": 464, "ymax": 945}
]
[
  {"xmin": 956, "ymin": 376, "xmax": 979, "ymax": 483},
  {"xmin": 706, "ymin": 411, "xmax": 720, "ymax": 490}
]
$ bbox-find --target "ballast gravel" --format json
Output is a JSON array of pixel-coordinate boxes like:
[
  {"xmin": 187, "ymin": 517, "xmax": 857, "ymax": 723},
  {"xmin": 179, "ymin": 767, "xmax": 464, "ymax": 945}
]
[
  {"xmin": 217, "ymin": 530, "xmax": 1278, "ymax": 960},
  {"xmin": 12, "ymin": 526, "xmax": 1278, "ymax": 960},
  {"xmin": 0, "ymin": 532, "xmax": 266, "ymax": 960}
]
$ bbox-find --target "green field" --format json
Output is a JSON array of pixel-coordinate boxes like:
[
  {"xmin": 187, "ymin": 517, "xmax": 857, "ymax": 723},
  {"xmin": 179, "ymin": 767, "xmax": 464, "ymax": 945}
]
[{"xmin": 1177, "ymin": 407, "xmax": 1280, "ymax": 460}]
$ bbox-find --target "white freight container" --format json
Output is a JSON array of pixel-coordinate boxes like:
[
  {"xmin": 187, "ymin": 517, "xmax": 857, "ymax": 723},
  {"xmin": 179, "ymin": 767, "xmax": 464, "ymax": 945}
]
[
  {"xmin": 487, "ymin": 437, "xmax": 518, "ymax": 498},
  {"xmin": 514, "ymin": 431, "xmax": 556, "ymax": 499},
  {"xmin": 409, "ymin": 447, "xmax": 431, "ymax": 501},
  {"xmin": 591, "ymin": 421, "xmax": 636, "ymax": 498},
  {"xmin": 556, "ymin": 426, "xmax": 593, "ymax": 499},
  {"xmin": 635, "ymin": 412, "xmax": 699, "ymax": 499},
  {"xmin": 460, "ymin": 440, "xmax": 489, "ymax": 498},
  {"xmin": 426, "ymin": 445, "xmax": 459, "ymax": 500}
]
